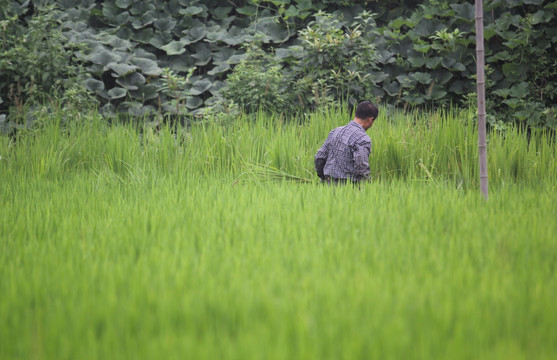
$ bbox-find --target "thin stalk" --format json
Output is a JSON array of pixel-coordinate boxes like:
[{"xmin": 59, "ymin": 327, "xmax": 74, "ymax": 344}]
[{"xmin": 476, "ymin": 0, "xmax": 489, "ymax": 200}]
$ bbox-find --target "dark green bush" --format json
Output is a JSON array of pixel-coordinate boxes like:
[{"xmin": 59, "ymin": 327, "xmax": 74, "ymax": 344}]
[
  {"xmin": 222, "ymin": 45, "xmax": 290, "ymax": 114},
  {"xmin": 221, "ymin": 11, "xmax": 380, "ymax": 114},
  {"xmin": 0, "ymin": 2, "xmax": 92, "ymax": 121},
  {"xmin": 289, "ymin": 11, "xmax": 380, "ymax": 109}
]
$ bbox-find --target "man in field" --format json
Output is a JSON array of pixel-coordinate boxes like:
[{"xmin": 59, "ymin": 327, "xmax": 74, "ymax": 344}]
[{"xmin": 314, "ymin": 101, "xmax": 378, "ymax": 184}]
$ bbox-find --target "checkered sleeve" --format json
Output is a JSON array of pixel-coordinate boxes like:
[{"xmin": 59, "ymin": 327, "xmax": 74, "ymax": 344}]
[
  {"xmin": 314, "ymin": 131, "xmax": 332, "ymax": 180},
  {"xmin": 352, "ymin": 138, "xmax": 371, "ymax": 181}
]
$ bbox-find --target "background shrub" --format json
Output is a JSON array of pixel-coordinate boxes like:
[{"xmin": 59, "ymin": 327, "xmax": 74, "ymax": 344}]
[
  {"xmin": 221, "ymin": 45, "xmax": 290, "ymax": 115},
  {"xmin": 0, "ymin": 2, "xmax": 92, "ymax": 123}
]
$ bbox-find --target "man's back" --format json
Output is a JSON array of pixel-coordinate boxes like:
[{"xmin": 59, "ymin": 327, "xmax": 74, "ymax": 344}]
[
  {"xmin": 314, "ymin": 101, "xmax": 378, "ymax": 183},
  {"xmin": 314, "ymin": 120, "xmax": 371, "ymax": 182}
]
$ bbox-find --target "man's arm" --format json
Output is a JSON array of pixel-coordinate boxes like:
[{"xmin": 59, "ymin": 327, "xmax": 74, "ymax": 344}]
[
  {"xmin": 352, "ymin": 140, "xmax": 371, "ymax": 181},
  {"xmin": 314, "ymin": 141, "xmax": 329, "ymax": 180}
]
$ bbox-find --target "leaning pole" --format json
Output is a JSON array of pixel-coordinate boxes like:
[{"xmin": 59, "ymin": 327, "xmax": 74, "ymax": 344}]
[{"xmin": 475, "ymin": 0, "xmax": 489, "ymax": 200}]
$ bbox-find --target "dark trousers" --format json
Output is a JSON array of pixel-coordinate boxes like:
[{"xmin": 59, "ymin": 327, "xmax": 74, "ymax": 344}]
[
  {"xmin": 322, "ymin": 176, "xmax": 363, "ymax": 188},
  {"xmin": 323, "ymin": 177, "xmax": 348, "ymax": 185}
]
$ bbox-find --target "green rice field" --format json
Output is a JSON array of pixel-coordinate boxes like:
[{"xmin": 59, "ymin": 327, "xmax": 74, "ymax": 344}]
[{"xmin": 1, "ymin": 107, "xmax": 556, "ymax": 359}]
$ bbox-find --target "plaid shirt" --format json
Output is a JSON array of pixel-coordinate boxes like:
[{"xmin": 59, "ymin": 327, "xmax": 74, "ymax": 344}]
[{"xmin": 314, "ymin": 121, "xmax": 371, "ymax": 182}]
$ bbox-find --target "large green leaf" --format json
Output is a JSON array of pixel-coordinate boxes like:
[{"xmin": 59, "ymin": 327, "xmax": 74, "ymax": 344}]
[
  {"xmin": 209, "ymin": 80, "xmax": 225, "ymax": 95},
  {"xmin": 448, "ymin": 80, "xmax": 470, "ymax": 95},
  {"xmin": 186, "ymin": 96, "xmax": 203, "ymax": 109},
  {"xmin": 131, "ymin": 13, "xmax": 156, "ymax": 29},
  {"xmin": 223, "ymin": 26, "xmax": 254, "ymax": 45},
  {"xmin": 134, "ymin": 48, "xmax": 157, "ymax": 60},
  {"xmin": 227, "ymin": 53, "xmax": 249, "ymax": 64},
  {"xmin": 179, "ymin": 6, "xmax": 205, "ymax": 16},
  {"xmin": 87, "ymin": 49, "xmax": 122, "ymax": 66},
  {"xmin": 484, "ymin": 25, "xmax": 497, "ymax": 41},
  {"xmin": 390, "ymin": 37, "xmax": 413, "ymax": 55},
  {"xmin": 131, "ymin": 58, "xmax": 162, "ymax": 76},
  {"xmin": 390, "ymin": 17, "xmax": 414, "ymax": 30},
  {"xmin": 413, "ymin": 43, "xmax": 431, "ymax": 53},
  {"xmin": 211, "ymin": 6, "xmax": 233, "ymax": 20},
  {"xmin": 425, "ymin": 57, "xmax": 442, "ymax": 69},
  {"xmin": 413, "ymin": 19, "xmax": 446, "ymax": 37},
  {"xmin": 103, "ymin": 35, "xmax": 131, "ymax": 50},
  {"xmin": 129, "ymin": 84, "xmax": 158, "ymax": 101},
  {"xmin": 114, "ymin": 26, "xmax": 132, "ymax": 40},
  {"xmin": 207, "ymin": 62, "xmax": 230, "ymax": 76},
  {"xmin": 426, "ymin": 86, "xmax": 447, "ymax": 101},
  {"xmin": 383, "ymin": 81, "xmax": 401, "ymax": 96},
  {"xmin": 236, "ymin": 6, "xmax": 257, "ymax": 16},
  {"xmin": 102, "ymin": 3, "xmax": 120, "ymax": 21},
  {"xmin": 410, "ymin": 72, "xmax": 432, "ymax": 84},
  {"xmin": 502, "ymin": 63, "xmax": 528, "ymax": 82},
  {"xmin": 189, "ymin": 79, "xmax": 212, "ymax": 96},
  {"xmin": 204, "ymin": 28, "xmax": 228, "ymax": 43},
  {"xmin": 191, "ymin": 43, "xmax": 212, "ymax": 66},
  {"xmin": 87, "ymin": 64, "xmax": 105, "ymax": 77},
  {"xmin": 255, "ymin": 17, "xmax": 291, "ymax": 43},
  {"xmin": 492, "ymin": 88, "xmax": 511, "ymax": 98},
  {"xmin": 108, "ymin": 87, "xmax": 128, "ymax": 99},
  {"xmin": 106, "ymin": 63, "xmax": 137, "ymax": 76},
  {"xmin": 402, "ymin": 93, "xmax": 425, "ymax": 106},
  {"xmin": 130, "ymin": 2, "xmax": 156, "ymax": 16},
  {"xmin": 531, "ymin": 10, "xmax": 554, "ymax": 24},
  {"xmin": 84, "ymin": 78, "xmax": 105, "ymax": 93},
  {"xmin": 115, "ymin": 0, "xmax": 133, "ymax": 9},
  {"xmin": 158, "ymin": 55, "xmax": 195, "ymax": 72},
  {"xmin": 486, "ymin": 51, "xmax": 512, "ymax": 62},
  {"xmin": 503, "ymin": 98, "xmax": 522, "ymax": 110},
  {"xmin": 396, "ymin": 75, "xmax": 417, "ymax": 88},
  {"xmin": 408, "ymin": 56, "xmax": 426, "ymax": 67},
  {"xmin": 161, "ymin": 40, "xmax": 188, "ymax": 56},
  {"xmin": 131, "ymin": 28, "xmax": 154, "ymax": 44},
  {"xmin": 187, "ymin": 26, "xmax": 208, "ymax": 42},
  {"xmin": 118, "ymin": 101, "xmax": 154, "ymax": 117},
  {"xmin": 368, "ymin": 71, "xmax": 389, "ymax": 83},
  {"xmin": 508, "ymin": 82, "xmax": 530, "ymax": 98},
  {"xmin": 154, "ymin": 18, "xmax": 177, "ymax": 32},
  {"xmin": 116, "ymin": 72, "xmax": 146, "ymax": 91},
  {"xmin": 450, "ymin": 3, "xmax": 474, "ymax": 22},
  {"xmin": 100, "ymin": 103, "xmax": 116, "ymax": 117},
  {"xmin": 150, "ymin": 33, "xmax": 175, "ymax": 49},
  {"xmin": 431, "ymin": 69, "xmax": 453, "ymax": 85},
  {"xmin": 441, "ymin": 58, "xmax": 466, "ymax": 72},
  {"xmin": 212, "ymin": 48, "xmax": 236, "ymax": 65},
  {"xmin": 114, "ymin": 50, "xmax": 134, "ymax": 64}
]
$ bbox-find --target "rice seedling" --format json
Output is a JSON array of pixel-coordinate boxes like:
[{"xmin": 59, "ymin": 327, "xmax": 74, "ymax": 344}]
[{"xmin": 0, "ymin": 106, "xmax": 555, "ymax": 359}]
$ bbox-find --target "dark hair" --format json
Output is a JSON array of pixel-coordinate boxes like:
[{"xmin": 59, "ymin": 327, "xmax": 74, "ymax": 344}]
[{"xmin": 355, "ymin": 101, "xmax": 378, "ymax": 120}]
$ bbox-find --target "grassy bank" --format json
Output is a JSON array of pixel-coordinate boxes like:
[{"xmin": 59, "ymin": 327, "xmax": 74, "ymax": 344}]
[{"xmin": 1, "ymin": 108, "xmax": 556, "ymax": 359}]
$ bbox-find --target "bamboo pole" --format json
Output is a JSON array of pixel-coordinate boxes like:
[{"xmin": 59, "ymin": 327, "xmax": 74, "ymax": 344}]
[{"xmin": 475, "ymin": 0, "xmax": 489, "ymax": 200}]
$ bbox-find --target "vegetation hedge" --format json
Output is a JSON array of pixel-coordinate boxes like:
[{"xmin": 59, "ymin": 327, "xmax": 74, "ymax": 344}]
[{"xmin": 1, "ymin": 0, "xmax": 556, "ymax": 130}]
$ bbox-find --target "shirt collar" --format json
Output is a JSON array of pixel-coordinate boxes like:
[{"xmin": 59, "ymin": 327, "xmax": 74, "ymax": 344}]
[{"xmin": 349, "ymin": 120, "xmax": 365, "ymax": 131}]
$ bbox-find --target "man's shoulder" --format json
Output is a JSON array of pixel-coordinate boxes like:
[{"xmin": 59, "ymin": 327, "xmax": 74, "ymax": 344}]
[
  {"xmin": 347, "ymin": 121, "xmax": 371, "ymax": 140},
  {"xmin": 328, "ymin": 125, "xmax": 345, "ymax": 136}
]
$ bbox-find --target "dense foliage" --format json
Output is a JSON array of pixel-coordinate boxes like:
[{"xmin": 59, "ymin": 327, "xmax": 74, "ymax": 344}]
[{"xmin": 0, "ymin": 0, "xmax": 556, "ymax": 129}]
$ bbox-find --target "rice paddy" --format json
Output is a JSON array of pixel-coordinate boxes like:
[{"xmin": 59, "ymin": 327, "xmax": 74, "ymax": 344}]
[{"xmin": 1, "ymin": 107, "xmax": 556, "ymax": 359}]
